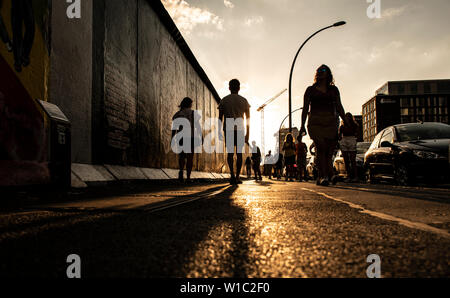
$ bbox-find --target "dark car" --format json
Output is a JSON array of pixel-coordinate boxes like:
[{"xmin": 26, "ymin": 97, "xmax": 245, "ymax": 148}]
[
  {"xmin": 364, "ymin": 122, "xmax": 450, "ymax": 185},
  {"xmin": 334, "ymin": 142, "xmax": 371, "ymax": 179}
]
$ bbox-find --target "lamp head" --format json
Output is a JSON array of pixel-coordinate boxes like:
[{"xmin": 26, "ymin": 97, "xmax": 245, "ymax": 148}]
[{"xmin": 333, "ymin": 21, "xmax": 346, "ymax": 27}]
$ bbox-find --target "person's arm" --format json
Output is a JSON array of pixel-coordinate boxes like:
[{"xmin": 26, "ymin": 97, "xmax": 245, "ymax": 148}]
[
  {"xmin": 245, "ymin": 104, "xmax": 250, "ymax": 144},
  {"xmin": 218, "ymin": 106, "xmax": 224, "ymax": 141},
  {"xmin": 334, "ymin": 87, "xmax": 347, "ymax": 124},
  {"xmin": 300, "ymin": 88, "xmax": 311, "ymax": 135},
  {"xmin": 171, "ymin": 114, "xmax": 177, "ymax": 139},
  {"xmin": 354, "ymin": 122, "xmax": 360, "ymax": 138}
]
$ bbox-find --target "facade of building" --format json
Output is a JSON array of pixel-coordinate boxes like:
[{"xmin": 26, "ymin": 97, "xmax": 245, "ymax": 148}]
[{"xmin": 362, "ymin": 80, "xmax": 450, "ymax": 142}]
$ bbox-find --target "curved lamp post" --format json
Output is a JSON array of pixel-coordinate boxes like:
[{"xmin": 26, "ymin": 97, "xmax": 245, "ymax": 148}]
[
  {"xmin": 277, "ymin": 107, "xmax": 303, "ymax": 152},
  {"xmin": 288, "ymin": 21, "xmax": 346, "ymax": 132}
]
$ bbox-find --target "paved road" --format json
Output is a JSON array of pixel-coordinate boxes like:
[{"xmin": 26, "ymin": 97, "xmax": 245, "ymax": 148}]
[{"xmin": 0, "ymin": 180, "xmax": 449, "ymax": 278}]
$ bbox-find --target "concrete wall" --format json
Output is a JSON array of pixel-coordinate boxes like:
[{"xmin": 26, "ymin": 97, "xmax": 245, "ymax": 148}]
[
  {"xmin": 91, "ymin": 0, "xmax": 225, "ymax": 172},
  {"xmin": 50, "ymin": 0, "xmax": 93, "ymax": 164},
  {"xmin": 0, "ymin": 0, "xmax": 226, "ymax": 186}
]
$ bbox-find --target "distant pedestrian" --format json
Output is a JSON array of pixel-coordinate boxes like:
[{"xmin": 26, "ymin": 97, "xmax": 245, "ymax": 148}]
[
  {"xmin": 295, "ymin": 133, "xmax": 308, "ymax": 181},
  {"xmin": 172, "ymin": 97, "xmax": 199, "ymax": 183},
  {"xmin": 218, "ymin": 79, "xmax": 251, "ymax": 185},
  {"xmin": 274, "ymin": 152, "xmax": 284, "ymax": 180},
  {"xmin": 245, "ymin": 156, "xmax": 252, "ymax": 178},
  {"xmin": 300, "ymin": 65, "xmax": 347, "ymax": 186},
  {"xmin": 339, "ymin": 112, "xmax": 359, "ymax": 182},
  {"xmin": 282, "ymin": 133, "xmax": 296, "ymax": 181},
  {"xmin": 250, "ymin": 141, "xmax": 262, "ymax": 180},
  {"xmin": 264, "ymin": 150, "xmax": 273, "ymax": 179}
]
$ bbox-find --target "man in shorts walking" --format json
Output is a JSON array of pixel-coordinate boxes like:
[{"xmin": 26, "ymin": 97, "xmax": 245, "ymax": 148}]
[{"xmin": 218, "ymin": 79, "xmax": 251, "ymax": 185}]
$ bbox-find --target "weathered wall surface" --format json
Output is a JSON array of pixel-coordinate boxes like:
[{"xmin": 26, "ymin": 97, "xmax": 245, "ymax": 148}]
[
  {"xmin": 1, "ymin": 0, "xmax": 225, "ymax": 186},
  {"xmin": 50, "ymin": 0, "xmax": 93, "ymax": 164},
  {"xmin": 92, "ymin": 0, "xmax": 225, "ymax": 172}
]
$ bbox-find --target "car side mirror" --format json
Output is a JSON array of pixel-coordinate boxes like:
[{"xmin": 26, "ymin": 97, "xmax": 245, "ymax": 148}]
[{"xmin": 380, "ymin": 141, "xmax": 393, "ymax": 148}]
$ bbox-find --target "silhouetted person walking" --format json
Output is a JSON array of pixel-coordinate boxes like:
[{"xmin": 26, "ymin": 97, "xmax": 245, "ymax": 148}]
[
  {"xmin": 219, "ymin": 79, "xmax": 250, "ymax": 185},
  {"xmin": 300, "ymin": 65, "xmax": 346, "ymax": 186},
  {"xmin": 296, "ymin": 133, "xmax": 307, "ymax": 181},
  {"xmin": 245, "ymin": 156, "xmax": 252, "ymax": 178},
  {"xmin": 339, "ymin": 112, "xmax": 359, "ymax": 182},
  {"xmin": 274, "ymin": 152, "xmax": 283, "ymax": 179},
  {"xmin": 172, "ymin": 97, "xmax": 200, "ymax": 183},
  {"xmin": 264, "ymin": 150, "xmax": 273, "ymax": 179},
  {"xmin": 249, "ymin": 141, "xmax": 262, "ymax": 181},
  {"xmin": 11, "ymin": 0, "xmax": 35, "ymax": 72},
  {"xmin": 282, "ymin": 133, "xmax": 296, "ymax": 181}
]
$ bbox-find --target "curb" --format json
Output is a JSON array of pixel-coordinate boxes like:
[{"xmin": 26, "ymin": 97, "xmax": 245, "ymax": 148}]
[{"xmin": 71, "ymin": 163, "xmax": 230, "ymax": 188}]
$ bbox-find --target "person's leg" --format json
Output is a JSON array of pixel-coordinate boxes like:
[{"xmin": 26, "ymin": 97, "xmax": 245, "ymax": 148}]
[
  {"xmin": 178, "ymin": 153, "xmax": 185, "ymax": 181},
  {"xmin": 21, "ymin": 0, "xmax": 35, "ymax": 66},
  {"xmin": 11, "ymin": 0, "xmax": 24, "ymax": 70},
  {"xmin": 236, "ymin": 153, "xmax": 243, "ymax": 183},
  {"xmin": 343, "ymin": 151, "xmax": 351, "ymax": 180},
  {"xmin": 315, "ymin": 140, "xmax": 326, "ymax": 180},
  {"xmin": 186, "ymin": 153, "xmax": 194, "ymax": 181},
  {"xmin": 326, "ymin": 142, "xmax": 336, "ymax": 181},
  {"xmin": 349, "ymin": 151, "xmax": 358, "ymax": 181},
  {"xmin": 0, "ymin": 9, "xmax": 12, "ymax": 47},
  {"xmin": 257, "ymin": 160, "xmax": 262, "ymax": 180},
  {"xmin": 227, "ymin": 153, "xmax": 235, "ymax": 178}
]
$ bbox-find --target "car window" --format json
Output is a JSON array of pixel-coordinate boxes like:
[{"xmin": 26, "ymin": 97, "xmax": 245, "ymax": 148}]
[
  {"xmin": 380, "ymin": 129, "xmax": 394, "ymax": 145},
  {"xmin": 396, "ymin": 123, "xmax": 450, "ymax": 141},
  {"xmin": 356, "ymin": 142, "xmax": 371, "ymax": 154},
  {"xmin": 369, "ymin": 131, "xmax": 383, "ymax": 150}
]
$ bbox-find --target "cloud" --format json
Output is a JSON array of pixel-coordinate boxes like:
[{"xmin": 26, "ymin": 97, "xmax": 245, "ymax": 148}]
[
  {"xmin": 382, "ymin": 6, "xmax": 408, "ymax": 19},
  {"xmin": 224, "ymin": 0, "xmax": 234, "ymax": 9},
  {"xmin": 244, "ymin": 16, "xmax": 264, "ymax": 26},
  {"xmin": 161, "ymin": 0, "xmax": 224, "ymax": 34}
]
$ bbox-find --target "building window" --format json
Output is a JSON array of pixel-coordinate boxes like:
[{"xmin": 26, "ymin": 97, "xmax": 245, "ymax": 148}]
[
  {"xmin": 424, "ymin": 83, "xmax": 431, "ymax": 94},
  {"xmin": 416, "ymin": 97, "xmax": 425, "ymax": 106},
  {"xmin": 417, "ymin": 108, "xmax": 425, "ymax": 116},
  {"xmin": 400, "ymin": 98, "xmax": 409, "ymax": 107},
  {"xmin": 401, "ymin": 108, "xmax": 408, "ymax": 115}
]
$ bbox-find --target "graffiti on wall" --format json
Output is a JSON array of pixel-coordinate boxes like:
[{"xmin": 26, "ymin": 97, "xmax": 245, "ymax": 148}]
[{"xmin": 0, "ymin": 0, "xmax": 51, "ymax": 185}]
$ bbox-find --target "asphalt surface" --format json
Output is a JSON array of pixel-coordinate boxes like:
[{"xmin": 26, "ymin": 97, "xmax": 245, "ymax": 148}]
[{"xmin": 0, "ymin": 179, "xmax": 449, "ymax": 278}]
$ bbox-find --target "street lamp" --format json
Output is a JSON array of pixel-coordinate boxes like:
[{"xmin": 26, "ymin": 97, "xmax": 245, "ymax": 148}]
[
  {"xmin": 277, "ymin": 107, "xmax": 303, "ymax": 152},
  {"xmin": 288, "ymin": 21, "xmax": 346, "ymax": 132}
]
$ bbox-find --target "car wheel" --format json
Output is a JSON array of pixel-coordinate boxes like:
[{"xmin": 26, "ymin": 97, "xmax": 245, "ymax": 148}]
[{"xmin": 395, "ymin": 164, "xmax": 415, "ymax": 186}]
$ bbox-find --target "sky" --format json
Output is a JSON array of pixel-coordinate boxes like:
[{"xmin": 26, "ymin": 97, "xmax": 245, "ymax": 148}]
[{"xmin": 161, "ymin": 0, "xmax": 450, "ymax": 154}]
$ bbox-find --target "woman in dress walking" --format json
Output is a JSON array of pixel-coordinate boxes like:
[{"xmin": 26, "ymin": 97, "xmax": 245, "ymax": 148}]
[{"xmin": 299, "ymin": 65, "xmax": 347, "ymax": 186}]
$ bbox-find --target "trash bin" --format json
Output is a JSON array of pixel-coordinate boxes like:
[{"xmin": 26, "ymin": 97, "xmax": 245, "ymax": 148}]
[{"xmin": 37, "ymin": 100, "xmax": 71, "ymax": 188}]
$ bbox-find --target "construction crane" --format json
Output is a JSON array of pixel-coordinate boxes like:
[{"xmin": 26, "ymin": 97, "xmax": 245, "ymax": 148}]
[{"xmin": 257, "ymin": 88, "xmax": 287, "ymax": 156}]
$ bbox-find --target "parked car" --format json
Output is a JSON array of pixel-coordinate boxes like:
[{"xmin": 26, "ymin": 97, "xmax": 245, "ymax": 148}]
[
  {"xmin": 333, "ymin": 142, "xmax": 371, "ymax": 180},
  {"xmin": 364, "ymin": 122, "xmax": 450, "ymax": 185}
]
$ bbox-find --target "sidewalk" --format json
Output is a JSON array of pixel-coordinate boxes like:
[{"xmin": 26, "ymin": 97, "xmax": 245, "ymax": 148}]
[{"xmin": 71, "ymin": 163, "xmax": 232, "ymax": 188}]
